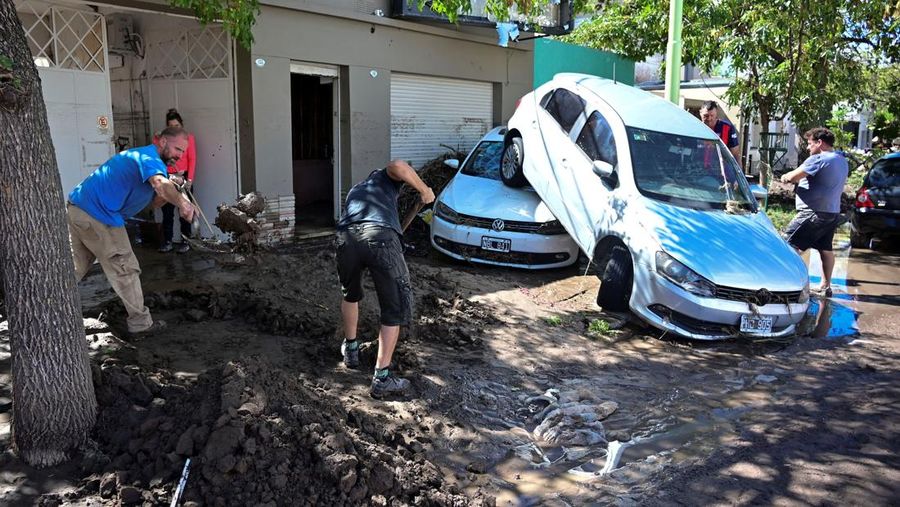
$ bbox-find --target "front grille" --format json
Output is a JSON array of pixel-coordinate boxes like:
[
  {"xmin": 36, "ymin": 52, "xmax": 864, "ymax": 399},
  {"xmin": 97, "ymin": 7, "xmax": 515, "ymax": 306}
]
[
  {"xmin": 649, "ymin": 305, "xmax": 790, "ymax": 337},
  {"xmin": 715, "ymin": 285, "xmax": 803, "ymax": 305},
  {"xmin": 455, "ymin": 212, "xmax": 556, "ymax": 234},
  {"xmin": 650, "ymin": 305, "xmax": 732, "ymax": 336},
  {"xmin": 433, "ymin": 236, "xmax": 570, "ymax": 265}
]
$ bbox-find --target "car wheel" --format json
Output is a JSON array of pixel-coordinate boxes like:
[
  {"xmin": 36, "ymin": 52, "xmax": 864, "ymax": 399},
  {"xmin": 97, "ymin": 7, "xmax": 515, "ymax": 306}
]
[
  {"xmin": 501, "ymin": 136, "xmax": 528, "ymax": 188},
  {"xmin": 597, "ymin": 245, "xmax": 633, "ymax": 312},
  {"xmin": 850, "ymin": 229, "xmax": 870, "ymax": 249}
]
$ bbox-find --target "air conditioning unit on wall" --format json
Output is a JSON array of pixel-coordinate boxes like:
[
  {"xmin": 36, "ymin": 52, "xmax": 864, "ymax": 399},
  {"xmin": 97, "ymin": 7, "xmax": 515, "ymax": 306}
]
[{"xmin": 107, "ymin": 14, "xmax": 136, "ymax": 54}]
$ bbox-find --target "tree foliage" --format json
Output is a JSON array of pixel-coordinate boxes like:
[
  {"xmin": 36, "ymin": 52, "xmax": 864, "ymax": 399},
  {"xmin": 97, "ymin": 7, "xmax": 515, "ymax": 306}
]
[
  {"xmin": 170, "ymin": 0, "xmax": 259, "ymax": 48},
  {"xmin": 422, "ymin": 0, "xmax": 592, "ymax": 24},
  {"xmin": 866, "ymin": 63, "xmax": 900, "ymax": 141},
  {"xmin": 566, "ymin": 0, "xmax": 900, "ymax": 131}
]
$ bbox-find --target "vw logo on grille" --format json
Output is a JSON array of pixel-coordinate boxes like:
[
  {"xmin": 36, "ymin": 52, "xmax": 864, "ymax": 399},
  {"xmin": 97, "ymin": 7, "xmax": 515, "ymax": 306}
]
[
  {"xmin": 491, "ymin": 219, "xmax": 505, "ymax": 232},
  {"xmin": 754, "ymin": 289, "xmax": 772, "ymax": 306}
]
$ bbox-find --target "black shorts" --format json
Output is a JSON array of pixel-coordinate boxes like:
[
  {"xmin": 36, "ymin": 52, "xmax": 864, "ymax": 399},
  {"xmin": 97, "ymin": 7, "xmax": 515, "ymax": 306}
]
[
  {"xmin": 336, "ymin": 224, "xmax": 412, "ymax": 326},
  {"xmin": 783, "ymin": 209, "xmax": 843, "ymax": 252}
]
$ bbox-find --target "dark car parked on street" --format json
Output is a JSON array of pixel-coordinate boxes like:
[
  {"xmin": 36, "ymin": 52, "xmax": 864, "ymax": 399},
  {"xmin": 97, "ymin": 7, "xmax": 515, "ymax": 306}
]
[{"xmin": 851, "ymin": 152, "xmax": 900, "ymax": 248}]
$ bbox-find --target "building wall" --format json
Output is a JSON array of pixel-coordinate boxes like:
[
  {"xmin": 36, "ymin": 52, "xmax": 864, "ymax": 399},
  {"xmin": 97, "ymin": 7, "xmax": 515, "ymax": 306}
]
[
  {"xmin": 533, "ymin": 39, "xmax": 634, "ymax": 88},
  {"xmin": 248, "ymin": 4, "xmax": 534, "ymax": 193}
]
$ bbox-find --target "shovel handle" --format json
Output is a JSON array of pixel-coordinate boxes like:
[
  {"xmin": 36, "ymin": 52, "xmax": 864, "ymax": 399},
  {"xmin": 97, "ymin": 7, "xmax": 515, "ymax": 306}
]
[{"xmin": 401, "ymin": 201, "xmax": 425, "ymax": 234}]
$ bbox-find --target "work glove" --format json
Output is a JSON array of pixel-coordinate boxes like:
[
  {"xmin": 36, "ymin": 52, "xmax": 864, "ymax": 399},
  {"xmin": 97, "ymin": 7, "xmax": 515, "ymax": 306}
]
[{"xmin": 169, "ymin": 174, "xmax": 186, "ymax": 190}]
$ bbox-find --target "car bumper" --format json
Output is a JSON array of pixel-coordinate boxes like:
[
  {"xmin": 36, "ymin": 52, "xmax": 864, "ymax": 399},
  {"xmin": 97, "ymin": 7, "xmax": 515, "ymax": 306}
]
[
  {"xmin": 631, "ymin": 269, "xmax": 808, "ymax": 340},
  {"xmin": 430, "ymin": 216, "xmax": 579, "ymax": 270},
  {"xmin": 851, "ymin": 208, "xmax": 900, "ymax": 236}
]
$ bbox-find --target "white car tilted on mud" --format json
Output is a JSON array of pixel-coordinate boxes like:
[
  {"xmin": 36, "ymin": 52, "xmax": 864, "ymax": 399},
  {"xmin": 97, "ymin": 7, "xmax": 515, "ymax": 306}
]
[{"xmin": 501, "ymin": 73, "xmax": 810, "ymax": 339}]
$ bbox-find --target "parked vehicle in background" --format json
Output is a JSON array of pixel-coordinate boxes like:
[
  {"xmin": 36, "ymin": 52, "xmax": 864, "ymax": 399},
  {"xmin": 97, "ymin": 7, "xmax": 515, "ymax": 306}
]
[
  {"xmin": 502, "ymin": 73, "xmax": 809, "ymax": 340},
  {"xmin": 850, "ymin": 152, "xmax": 900, "ymax": 248},
  {"xmin": 430, "ymin": 127, "xmax": 579, "ymax": 269}
]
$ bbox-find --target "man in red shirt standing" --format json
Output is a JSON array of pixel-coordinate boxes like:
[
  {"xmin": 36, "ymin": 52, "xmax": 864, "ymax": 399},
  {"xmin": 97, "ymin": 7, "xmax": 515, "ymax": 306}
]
[{"xmin": 700, "ymin": 101, "xmax": 742, "ymax": 169}]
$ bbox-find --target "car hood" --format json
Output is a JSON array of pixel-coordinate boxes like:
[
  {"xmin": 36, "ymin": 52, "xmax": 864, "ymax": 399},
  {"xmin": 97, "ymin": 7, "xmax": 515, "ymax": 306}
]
[
  {"xmin": 439, "ymin": 174, "xmax": 558, "ymax": 222},
  {"xmin": 638, "ymin": 200, "xmax": 808, "ymax": 291}
]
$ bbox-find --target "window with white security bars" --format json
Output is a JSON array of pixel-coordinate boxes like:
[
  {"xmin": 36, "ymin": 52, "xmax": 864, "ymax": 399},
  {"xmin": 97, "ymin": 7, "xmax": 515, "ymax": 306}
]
[
  {"xmin": 146, "ymin": 26, "xmax": 230, "ymax": 80},
  {"xmin": 15, "ymin": 0, "xmax": 105, "ymax": 72}
]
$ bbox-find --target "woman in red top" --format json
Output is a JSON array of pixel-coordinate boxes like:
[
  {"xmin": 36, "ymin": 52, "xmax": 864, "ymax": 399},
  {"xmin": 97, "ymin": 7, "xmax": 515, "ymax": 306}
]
[{"xmin": 159, "ymin": 108, "xmax": 197, "ymax": 253}]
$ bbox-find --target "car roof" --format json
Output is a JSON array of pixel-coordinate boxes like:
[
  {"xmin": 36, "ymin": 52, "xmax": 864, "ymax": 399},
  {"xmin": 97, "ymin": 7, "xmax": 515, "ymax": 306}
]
[
  {"xmin": 881, "ymin": 152, "xmax": 900, "ymax": 161},
  {"xmin": 552, "ymin": 73, "xmax": 718, "ymax": 140},
  {"xmin": 480, "ymin": 126, "xmax": 507, "ymax": 143}
]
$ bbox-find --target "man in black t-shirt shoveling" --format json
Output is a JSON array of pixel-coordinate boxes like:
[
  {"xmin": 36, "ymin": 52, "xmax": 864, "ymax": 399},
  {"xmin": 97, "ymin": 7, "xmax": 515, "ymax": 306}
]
[{"xmin": 335, "ymin": 160, "xmax": 435, "ymax": 399}]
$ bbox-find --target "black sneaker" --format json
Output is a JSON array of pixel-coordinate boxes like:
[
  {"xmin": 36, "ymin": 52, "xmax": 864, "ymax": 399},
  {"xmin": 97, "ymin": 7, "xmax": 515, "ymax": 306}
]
[
  {"xmin": 158, "ymin": 242, "xmax": 174, "ymax": 253},
  {"xmin": 341, "ymin": 340, "xmax": 360, "ymax": 369},
  {"xmin": 176, "ymin": 242, "xmax": 190, "ymax": 254},
  {"xmin": 129, "ymin": 320, "xmax": 167, "ymax": 338},
  {"xmin": 370, "ymin": 371, "xmax": 411, "ymax": 399}
]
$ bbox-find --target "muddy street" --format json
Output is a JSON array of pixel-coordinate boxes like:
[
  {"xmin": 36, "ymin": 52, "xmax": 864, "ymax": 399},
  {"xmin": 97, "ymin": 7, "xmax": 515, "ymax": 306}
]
[{"xmin": 2, "ymin": 237, "xmax": 899, "ymax": 506}]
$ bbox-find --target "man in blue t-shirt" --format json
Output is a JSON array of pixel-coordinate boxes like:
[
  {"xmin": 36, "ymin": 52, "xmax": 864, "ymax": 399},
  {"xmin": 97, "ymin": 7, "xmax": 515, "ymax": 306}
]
[
  {"xmin": 335, "ymin": 160, "xmax": 434, "ymax": 399},
  {"xmin": 700, "ymin": 101, "xmax": 742, "ymax": 168},
  {"xmin": 67, "ymin": 127, "xmax": 195, "ymax": 335},
  {"xmin": 781, "ymin": 127, "xmax": 848, "ymax": 297}
]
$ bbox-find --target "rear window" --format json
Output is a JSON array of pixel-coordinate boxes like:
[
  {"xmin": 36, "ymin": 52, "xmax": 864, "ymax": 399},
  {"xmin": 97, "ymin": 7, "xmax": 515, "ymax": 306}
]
[
  {"xmin": 867, "ymin": 159, "xmax": 900, "ymax": 188},
  {"xmin": 460, "ymin": 141, "xmax": 503, "ymax": 180}
]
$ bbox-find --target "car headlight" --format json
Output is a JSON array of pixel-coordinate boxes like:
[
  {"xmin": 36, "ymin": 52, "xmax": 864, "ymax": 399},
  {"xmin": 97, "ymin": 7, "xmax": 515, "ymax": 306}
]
[
  {"xmin": 435, "ymin": 201, "xmax": 460, "ymax": 224},
  {"xmin": 798, "ymin": 280, "xmax": 810, "ymax": 303},
  {"xmin": 655, "ymin": 251, "xmax": 716, "ymax": 297},
  {"xmin": 537, "ymin": 220, "xmax": 566, "ymax": 235}
]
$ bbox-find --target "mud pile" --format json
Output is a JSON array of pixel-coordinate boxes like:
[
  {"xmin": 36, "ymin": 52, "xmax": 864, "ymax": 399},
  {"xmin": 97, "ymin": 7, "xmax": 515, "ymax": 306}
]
[
  {"xmin": 398, "ymin": 153, "xmax": 465, "ymax": 255},
  {"xmin": 55, "ymin": 357, "xmax": 493, "ymax": 506}
]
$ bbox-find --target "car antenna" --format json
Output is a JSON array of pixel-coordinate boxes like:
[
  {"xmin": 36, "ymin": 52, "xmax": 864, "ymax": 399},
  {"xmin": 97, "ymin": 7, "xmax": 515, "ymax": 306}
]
[{"xmin": 613, "ymin": 63, "xmax": 617, "ymax": 84}]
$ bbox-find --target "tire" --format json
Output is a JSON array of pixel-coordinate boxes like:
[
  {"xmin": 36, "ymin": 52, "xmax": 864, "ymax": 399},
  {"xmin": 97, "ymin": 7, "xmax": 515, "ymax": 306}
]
[
  {"xmin": 850, "ymin": 229, "xmax": 870, "ymax": 249},
  {"xmin": 596, "ymin": 245, "xmax": 633, "ymax": 312},
  {"xmin": 501, "ymin": 136, "xmax": 528, "ymax": 188}
]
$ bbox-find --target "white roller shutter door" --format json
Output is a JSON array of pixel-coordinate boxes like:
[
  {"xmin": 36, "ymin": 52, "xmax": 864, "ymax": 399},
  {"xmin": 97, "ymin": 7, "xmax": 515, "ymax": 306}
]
[{"xmin": 391, "ymin": 73, "xmax": 493, "ymax": 168}]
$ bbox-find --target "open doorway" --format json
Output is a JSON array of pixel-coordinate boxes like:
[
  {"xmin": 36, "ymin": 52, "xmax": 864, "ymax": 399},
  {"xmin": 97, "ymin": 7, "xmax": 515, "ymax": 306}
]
[{"xmin": 290, "ymin": 64, "xmax": 338, "ymax": 231}]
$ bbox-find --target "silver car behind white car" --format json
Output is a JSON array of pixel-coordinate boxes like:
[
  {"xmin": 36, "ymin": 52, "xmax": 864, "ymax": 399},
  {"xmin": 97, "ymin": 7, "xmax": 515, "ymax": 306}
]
[
  {"xmin": 430, "ymin": 127, "xmax": 579, "ymax": 269},
  {"xmin": 501, "ymin": 73, "xmax": 810, "ymax": 339}
]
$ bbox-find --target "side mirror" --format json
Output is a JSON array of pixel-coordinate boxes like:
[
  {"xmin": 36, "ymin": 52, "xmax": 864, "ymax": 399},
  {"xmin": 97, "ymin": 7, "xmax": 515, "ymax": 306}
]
[
  {"xmin": 443, "ymin": 159, "xmax": 460, "ymax": 170},
  {"xmin": 749, "ymin": 184, "xmax": 768, "ymax": 201},
  {"xmin": 592, "ymin": 160, "xmax": 614, "ymax": 178}
]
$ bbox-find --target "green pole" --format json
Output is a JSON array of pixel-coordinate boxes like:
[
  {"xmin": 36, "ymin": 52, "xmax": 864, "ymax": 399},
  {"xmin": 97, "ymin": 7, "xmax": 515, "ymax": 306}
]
[{"xmin": 664, "ymin": 0, "xmax": 683, "ymax": 104}]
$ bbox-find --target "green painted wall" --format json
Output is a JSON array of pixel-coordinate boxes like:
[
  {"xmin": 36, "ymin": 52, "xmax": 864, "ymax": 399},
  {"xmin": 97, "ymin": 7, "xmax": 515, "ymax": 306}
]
[{"xmin": 533, "ymin": 39, "xmax": 634, "ymax": 88}]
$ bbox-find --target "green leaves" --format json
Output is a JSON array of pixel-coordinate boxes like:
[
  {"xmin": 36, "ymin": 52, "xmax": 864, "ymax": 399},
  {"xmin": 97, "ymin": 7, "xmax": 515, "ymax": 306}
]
[
  {"xmin": 169, "ymin": 0, "xmax": 260, "ymax": 49},
  {"xmin": 565, "ymin": 0, "xmax": 898, "ymax": 132}
]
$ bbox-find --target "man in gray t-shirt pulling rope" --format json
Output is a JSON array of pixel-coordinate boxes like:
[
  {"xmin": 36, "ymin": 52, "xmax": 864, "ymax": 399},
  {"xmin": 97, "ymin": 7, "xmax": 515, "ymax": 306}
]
[
  {"xmin": 335, "ymin": 160, "xmax": 435, "ymax": 399},
  {"xmin": 780, "ymin": 127, "xmax": 848, "ymax": 297}
]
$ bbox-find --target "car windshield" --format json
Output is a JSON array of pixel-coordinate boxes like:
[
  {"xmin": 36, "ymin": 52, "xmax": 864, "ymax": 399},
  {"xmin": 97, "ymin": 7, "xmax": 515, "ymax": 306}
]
[
  {"xmin": 867, "ymin": 158, "xmax": 900, "ymax": 188},
  {"xmin": 627, "ymin": 127, "xmax": 757, "ymax": 211},
  {"xmin": 460, "ymin": 141, "xmax": 503, "ymax": 181}
]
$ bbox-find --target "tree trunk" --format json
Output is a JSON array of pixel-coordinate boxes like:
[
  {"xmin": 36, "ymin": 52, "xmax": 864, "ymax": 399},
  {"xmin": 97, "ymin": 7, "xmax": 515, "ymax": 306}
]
[
  {"xmin": 0, "ymin": 0, "xmax": 97, "ymax": 467},
  {"xmin": 758, "ymin": 105, "xmax": 772, "ymax": 186}
]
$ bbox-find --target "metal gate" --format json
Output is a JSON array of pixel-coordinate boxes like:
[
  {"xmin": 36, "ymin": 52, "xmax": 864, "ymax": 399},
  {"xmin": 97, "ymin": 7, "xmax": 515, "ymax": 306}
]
[
  {"xmin": 390, "ymin": 73, "xmax": 493, "ymax": 168},
  {"xmin": 145, "ymin": 25, "xmax": 237, "ymax": 238},
  {"xmin": 16, "ymin": 0, "xmax": 114, "ymax": 196}
]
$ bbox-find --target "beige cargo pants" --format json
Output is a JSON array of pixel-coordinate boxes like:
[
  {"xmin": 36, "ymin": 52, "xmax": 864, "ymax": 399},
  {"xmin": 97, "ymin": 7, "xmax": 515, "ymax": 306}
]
[{"xmin": 67, "ymin": 204, "xmax": 153, "ymax": 333}]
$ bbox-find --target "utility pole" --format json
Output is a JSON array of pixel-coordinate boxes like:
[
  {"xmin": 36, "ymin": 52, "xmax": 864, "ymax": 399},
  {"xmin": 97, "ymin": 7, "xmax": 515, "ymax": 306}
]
[{"xmin": 664, "ymin": 0, "xmax": 683, "ymax": 104}]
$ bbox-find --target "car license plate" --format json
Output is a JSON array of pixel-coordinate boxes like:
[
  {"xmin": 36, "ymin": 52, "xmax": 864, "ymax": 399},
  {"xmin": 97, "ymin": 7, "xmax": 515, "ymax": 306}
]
[
  {"xmin": 740, "ymin": 315, "xmax": 773, "ymax": 334},
  {"xmin": 481, "ymin": 236, "xmax": 511, "ymax": 253}
]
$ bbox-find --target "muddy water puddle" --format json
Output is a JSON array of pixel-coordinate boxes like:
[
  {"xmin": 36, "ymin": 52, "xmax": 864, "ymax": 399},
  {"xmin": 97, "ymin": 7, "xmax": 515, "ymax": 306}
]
[{"xmin": 798, "ymin": 297, "xmax": 860, "ymax": 341}]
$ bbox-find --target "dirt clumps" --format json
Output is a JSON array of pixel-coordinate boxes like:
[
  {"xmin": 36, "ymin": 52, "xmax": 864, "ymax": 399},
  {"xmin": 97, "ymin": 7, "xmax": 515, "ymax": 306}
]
[
  {"xmin": 60, "ymin": 357, "xmax": 494, "ymax": 506},
  {"xmin": 215, "ymin": 192, "xmax": 267, "ymax": 251},
  {"xmin": 414, "ymin": 292, "xmax": 498, "ymax": 349}
]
